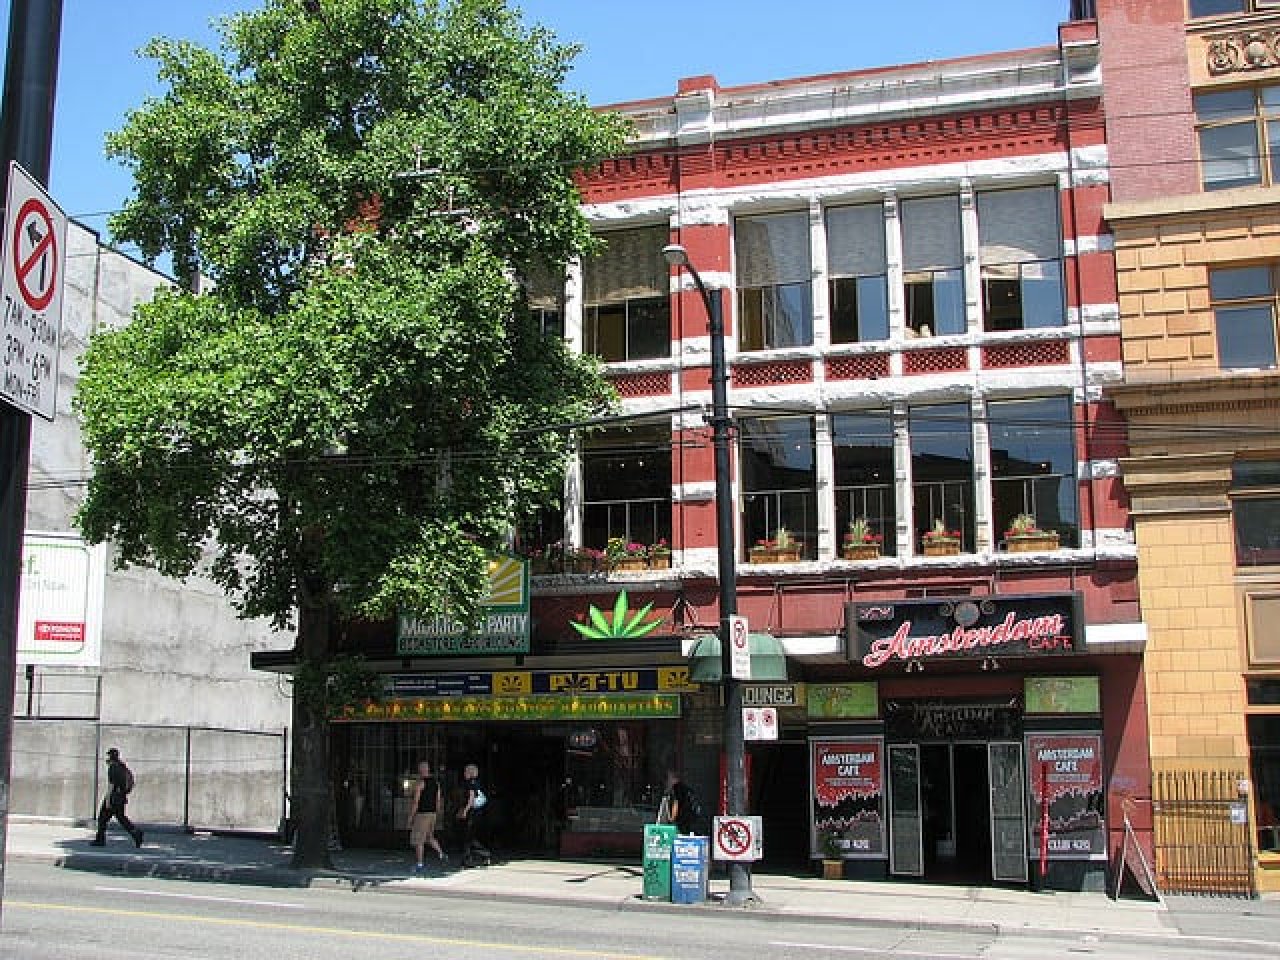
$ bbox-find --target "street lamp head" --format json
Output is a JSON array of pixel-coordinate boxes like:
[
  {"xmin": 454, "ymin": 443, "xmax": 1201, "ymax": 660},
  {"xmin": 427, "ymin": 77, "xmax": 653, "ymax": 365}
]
[{"xmin": 661, "ymin": 243, "xmax": 690, "ymax": 268}]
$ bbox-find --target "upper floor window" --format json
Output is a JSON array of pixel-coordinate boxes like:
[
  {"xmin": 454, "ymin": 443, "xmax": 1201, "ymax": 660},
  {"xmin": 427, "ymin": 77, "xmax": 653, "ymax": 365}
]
[
  {"xmin": 988, "ymin": 396, "xmax": 1078, "ymax": 548},
  {"xmin": 832, "ymin": 411, "xmax": 896, "ymax": 555},
  {"xmin": 522, "ymin": 260, "xmax": 565, "ymax": 339},
  {"xmin": 1190, "ymin": 0, "xmax": 1280, "ymax": 16},
  {"xmin": 739, "ymin": 415, "xmax": 817, "ymax": 558},
  {"xmin": 583, "ymin": 225, "xmax": 670, "ymax": 362},
  {"xmin": 901, "ymin": 196, "xmax": 965, "ymax": 338},
  {"xmin": 1233, "ymin": 460, "xmax": 1280, "ymax": 566},
  {"xmin": 827, "ymin": 203, "xmax": 889, "ymax": 343},
  {"xmin": 736, "ymin": 212, "xmax": 813, "ymax": 350},
  {"xmin": 1210, "ymin": 264, "xmax": 1279, "ymax": 368},
  {"xmin": 1195, "ymin": 85, "xmax": 1280, "ymax": 191},
  {"xmin": 582, "ymin": 423, "xmax": 671, "ymax": 551},
  {"xmin": 977, "ymin": 187, "xmax": 1065, "ymax": 331},
  {"xmin": 910, "ymin": 402, "xmax": 974, "ymax": 551}
]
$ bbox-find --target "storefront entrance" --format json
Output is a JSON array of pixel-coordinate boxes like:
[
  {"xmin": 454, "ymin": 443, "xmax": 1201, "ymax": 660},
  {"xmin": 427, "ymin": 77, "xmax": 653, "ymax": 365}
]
[{"xmin": 885, "ymin": 700, "xmax": 1028, "ymax": 884}]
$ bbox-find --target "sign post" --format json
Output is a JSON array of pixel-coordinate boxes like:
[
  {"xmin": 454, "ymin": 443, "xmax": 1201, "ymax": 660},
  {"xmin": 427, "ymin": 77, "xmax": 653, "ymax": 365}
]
[{"xmin": 0, "ymin": 161, "xmax": 65, "ymax": 421}]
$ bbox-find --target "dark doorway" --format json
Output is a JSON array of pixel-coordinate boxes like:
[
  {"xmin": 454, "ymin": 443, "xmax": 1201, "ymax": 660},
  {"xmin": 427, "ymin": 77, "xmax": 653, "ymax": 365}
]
[
  {"xmin": 916, "ymin": 742, "xmax": 992, "ymax": 883},
  {"xmin": 486, "ymin": 729, "xmax": 565, "ymax": 856},
  {"xmin": 752, "ymin": 740, "xmax": 810, "ymax": 872}
]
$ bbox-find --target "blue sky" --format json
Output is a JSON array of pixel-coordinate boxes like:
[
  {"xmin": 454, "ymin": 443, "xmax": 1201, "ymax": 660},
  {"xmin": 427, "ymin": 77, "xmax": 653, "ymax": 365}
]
[{"xmin": 46, "ymin": 0, "xmax": 1072, "ymax": 259}]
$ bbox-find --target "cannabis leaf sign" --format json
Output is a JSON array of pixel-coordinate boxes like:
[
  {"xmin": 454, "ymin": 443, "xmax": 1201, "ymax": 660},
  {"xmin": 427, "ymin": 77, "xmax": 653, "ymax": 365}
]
[{"xmin": 571, "ymin": 590, "xmax": 663, "ymax": 640}]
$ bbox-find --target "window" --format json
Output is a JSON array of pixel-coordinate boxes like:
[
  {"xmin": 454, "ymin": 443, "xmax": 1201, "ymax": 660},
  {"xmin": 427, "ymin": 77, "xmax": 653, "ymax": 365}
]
[
  {"xmin": 977, "ymin": 187, "xmax": 1064, "ymax": 331},
  {"xmin": 582, "ymin": 424, "xmax": 671, "ymax": 550},
  {"xmin": 1211, "ymin": 265, "xmax": 1279, "ymax": 369},
  {"xmin": 901, "ymin": 196, "xmax": 966, "ymax": 337},
  {"xmin": 583, "ymin": 226, "xmax": 670, "ymax": 362},
  {"xmin": 739, "ymin": 415, "xmax": 817, "ymax": 558},
  {"xmin": 522, "ymin": 260, "xmax": 565, "ymax": 339},
  {"xmin": 736, "ymin": 212, "xmax": 813, "ymax": 350},
  {"xmin": 1190, "ymin": 0, "xmax": 1280, "ymax": 16},
  {"xmin": 1195, "ymin": 85, "xmax": 1280, "ymax": 191},
  {"xmin": 910, "ymin": 403, "xmax": 974, "ymax": 550},
  {"xmin": 832, "ymin": 411, "xmax": 896, "ymax": 555},
  {"xmin": 1248, "ymin": 714, "xmax": 1280, "ymax": 852},
  {"xmin": 1233, "ymin": 460, "xmax": 1280, "ymax": 565},
  {"xmin": 827, "ymin": 204, "xmax": 889, "ymax": 343},
  {"xmin": 988, "ymin": 397, "xmax": 1078, "ymax": 547}
]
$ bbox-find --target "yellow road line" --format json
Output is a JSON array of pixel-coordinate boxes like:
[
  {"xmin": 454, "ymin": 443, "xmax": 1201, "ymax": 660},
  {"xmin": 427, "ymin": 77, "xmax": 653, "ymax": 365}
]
[{"xmin": 9, "ymin": 900, "xmax": 669, "ymax": 960}]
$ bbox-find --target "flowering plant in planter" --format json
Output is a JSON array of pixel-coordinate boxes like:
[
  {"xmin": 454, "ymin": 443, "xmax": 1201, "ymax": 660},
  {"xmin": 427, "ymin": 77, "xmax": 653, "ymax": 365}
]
[
  {"xmin": 565, "ymin": 546, "xmax": 603, "ymax": 572},
  {"xmin": 648, "ymin": 537, "xmax": 672, "ymax": 568},
  {"xmin": 922, "ymin": 518, "xmax": 960, "ymax": 542},
  {"xmin": 1004, "ymin": 513, "xmax": 1041, "ymax": 537},
  {"xmin": 842, "ymin": 517, "xmax": 883, "ymax": 546},
  {"xmin": 1003, "ymin": 512, "xmax": 1059, "ymax": 552},
  {"xmin": 606, "ymin": 537, "xmax": 648, "ymax": 569}
]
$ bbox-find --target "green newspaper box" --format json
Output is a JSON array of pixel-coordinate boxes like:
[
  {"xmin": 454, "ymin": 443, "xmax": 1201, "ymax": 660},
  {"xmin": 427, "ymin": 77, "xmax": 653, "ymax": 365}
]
[{"xmin": 642, "ymin": 824, "xmax": 677, "ymax": 900}]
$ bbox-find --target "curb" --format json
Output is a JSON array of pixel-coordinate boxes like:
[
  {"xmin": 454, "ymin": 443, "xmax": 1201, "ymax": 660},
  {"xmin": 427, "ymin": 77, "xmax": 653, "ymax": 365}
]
[{"xmin": 15, "ymin": 846, "xmax": 1280, "ymax": 956}]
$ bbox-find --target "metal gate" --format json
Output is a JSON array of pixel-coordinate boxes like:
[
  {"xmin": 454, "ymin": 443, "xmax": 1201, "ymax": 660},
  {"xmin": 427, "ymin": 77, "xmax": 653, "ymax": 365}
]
[{"xmin": 1153, "ymin": 770, "xmax": 1255, "ymax": 897}]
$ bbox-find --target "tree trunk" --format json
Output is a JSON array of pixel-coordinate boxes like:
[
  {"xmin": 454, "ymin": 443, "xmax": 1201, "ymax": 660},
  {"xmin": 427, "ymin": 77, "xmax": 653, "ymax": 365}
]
[{"xmin": 290, "ymin": 541, "xmax": 334, "ymax": 869}]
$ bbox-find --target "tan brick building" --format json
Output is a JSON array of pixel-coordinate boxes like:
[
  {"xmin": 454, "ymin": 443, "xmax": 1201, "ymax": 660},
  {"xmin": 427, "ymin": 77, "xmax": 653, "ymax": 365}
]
[{"xmin": 1099, "ymin": 0, "xmax": 1280, "ymax": 894}]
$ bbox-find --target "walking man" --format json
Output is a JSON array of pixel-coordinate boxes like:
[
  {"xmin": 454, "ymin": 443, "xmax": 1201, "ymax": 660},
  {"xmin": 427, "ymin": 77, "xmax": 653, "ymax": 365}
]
[
  {"xmin": 456, "ymin": 762, "xmax": 491, "ymax": 867},
  {"xmin": 407, "ymin": 760, "xmax": 446, "ymax": 873},
  {"xmin": 93, "ymin": 747, "xmax": 142, "ymax": 848}
]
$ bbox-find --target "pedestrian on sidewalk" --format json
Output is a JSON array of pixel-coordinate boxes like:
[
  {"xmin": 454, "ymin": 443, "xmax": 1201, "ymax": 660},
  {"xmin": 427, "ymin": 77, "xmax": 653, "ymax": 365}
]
[
  {"xmin": 456, "ymin": 762, "xmax": 491, "ymax": 867},
  {"xmin": 407, "ymin": 760, "xmax": 446, "ymax": 873},
  {"xmin": 92, "ymin": 748, "xmax": 142, "ymax": 848}
]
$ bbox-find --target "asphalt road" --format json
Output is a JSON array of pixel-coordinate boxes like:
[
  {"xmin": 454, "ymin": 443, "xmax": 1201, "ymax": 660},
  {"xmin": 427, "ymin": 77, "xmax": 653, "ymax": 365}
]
[{"xmin": 0, "ymin": 861, "xmax": 1272, "ymax": 960}]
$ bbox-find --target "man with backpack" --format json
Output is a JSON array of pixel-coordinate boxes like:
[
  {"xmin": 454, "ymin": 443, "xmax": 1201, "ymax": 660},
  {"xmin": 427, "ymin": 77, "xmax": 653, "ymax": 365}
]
[{"xmin": 92, "ymin": 747, "xmax": 142, "ymax": 848}]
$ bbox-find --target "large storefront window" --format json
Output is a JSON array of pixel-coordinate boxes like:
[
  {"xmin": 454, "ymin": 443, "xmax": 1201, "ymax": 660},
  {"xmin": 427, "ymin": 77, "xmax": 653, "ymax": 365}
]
[
  {"xmin": 832, "ymin": 411, "xmax": 896, "ymax": 555},
  {"xmin": 739, "ymin": 415, "xmax": 817, "ymax": 558},
  {"xmin": 583, "ymin": 225, "xmax": 670, "ymax": 362},
  {"xmin": 582, "ymin": 423, "xmax": 672, "ymax": 552},
  {"xmin": 827, "ymin": 203, "xmax": 889, "ymax": 343},
  {"xmin": 736, "ymin": 212, "xmax": 813, "ymax": 350},
  {"xmin": 1233, "ymin": 460, "xmax": 1280, "ymax": 566},
  {"xmin": 910, "ymin": 403, "xmax": 974, "ymax": 551},
  {"xmin": 988, "ymin": 396, "xmax": 1079, "ymax": 548}
]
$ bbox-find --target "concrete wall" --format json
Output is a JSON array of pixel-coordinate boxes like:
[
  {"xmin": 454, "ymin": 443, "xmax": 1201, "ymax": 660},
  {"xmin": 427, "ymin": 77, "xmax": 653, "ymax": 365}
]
[{"xmin": 12, "ymin": 222, "xmax": 293, "ymax": 824}]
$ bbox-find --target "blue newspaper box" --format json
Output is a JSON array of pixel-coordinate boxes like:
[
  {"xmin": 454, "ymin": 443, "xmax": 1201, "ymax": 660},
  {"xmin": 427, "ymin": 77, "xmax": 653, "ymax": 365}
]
[
  {"xmin": 642, "ymin": 824, "xmax": 676, "ymax": 901},
  {"xmin": 670, "ymin": 835, "xmax": 709, "ymax": 904}
]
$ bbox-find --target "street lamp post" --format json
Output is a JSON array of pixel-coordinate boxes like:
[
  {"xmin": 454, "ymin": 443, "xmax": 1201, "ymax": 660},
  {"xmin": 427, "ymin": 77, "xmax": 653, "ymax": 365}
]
[{"xmin": 662, "ymin": 243, "xmax": 757, "ymax": 906}]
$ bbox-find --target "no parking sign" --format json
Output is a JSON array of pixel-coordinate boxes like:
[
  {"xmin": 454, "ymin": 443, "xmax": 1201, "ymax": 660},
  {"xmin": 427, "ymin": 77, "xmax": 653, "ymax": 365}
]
[{"xmin": 0, "ymin": 161, "xmax": 65, "ymax": 421}]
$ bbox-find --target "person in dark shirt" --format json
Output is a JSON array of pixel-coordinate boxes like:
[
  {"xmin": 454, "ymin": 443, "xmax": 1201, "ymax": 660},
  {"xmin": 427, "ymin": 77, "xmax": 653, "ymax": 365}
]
[
  {"xmin": 407, "ymin": 760, "xmax": 446, "ymax": 873},
  {"xmin": 455, "ymin": 762, "xmax": 491, "ymax": 866},
  {"xmin": 92, "ymin": 748, "xmax": 142, "ymax": 848},
  {"xmin": 664, "ymin": 769, "xmax": 698, "ymax": 835}
]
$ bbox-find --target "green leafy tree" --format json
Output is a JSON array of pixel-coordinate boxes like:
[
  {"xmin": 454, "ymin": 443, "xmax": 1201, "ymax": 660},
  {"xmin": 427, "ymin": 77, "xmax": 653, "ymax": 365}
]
[{"xmin": 75, "ymin": 0, "xmax": 625, "ymax": 867}]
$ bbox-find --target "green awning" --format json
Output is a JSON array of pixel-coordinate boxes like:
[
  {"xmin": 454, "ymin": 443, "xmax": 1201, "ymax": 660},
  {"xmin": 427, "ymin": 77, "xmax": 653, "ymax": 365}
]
[{"xmin": 689, "ymin": 632, "xmax": 788, "ymax": 683}]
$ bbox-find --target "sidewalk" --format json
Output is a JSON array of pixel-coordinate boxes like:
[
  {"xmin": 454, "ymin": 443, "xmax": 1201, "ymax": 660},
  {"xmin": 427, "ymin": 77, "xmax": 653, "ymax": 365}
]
[{"xmin": 7, "ymin": 817, "xmax": 1280, "ymax": 954}]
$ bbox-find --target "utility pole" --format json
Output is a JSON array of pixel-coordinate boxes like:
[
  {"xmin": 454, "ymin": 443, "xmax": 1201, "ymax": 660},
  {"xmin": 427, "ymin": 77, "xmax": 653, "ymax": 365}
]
[{"xmin": 0, "ymin": 0, "xmax": 64, "ymax": 924}]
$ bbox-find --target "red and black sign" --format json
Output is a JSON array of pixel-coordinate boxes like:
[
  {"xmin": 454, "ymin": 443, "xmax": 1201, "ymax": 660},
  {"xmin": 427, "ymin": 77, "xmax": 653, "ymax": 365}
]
[
  {"xmin": 1028, "ymin": 733, "xmax": 1106, "ymax": 860},
  {"xmin": 810, "ymin": 739, "xmax": 885, "ymax": 858},
  {"xmin": 845, "ymin": 593, "xmax": 1085, "ymax": 670}
]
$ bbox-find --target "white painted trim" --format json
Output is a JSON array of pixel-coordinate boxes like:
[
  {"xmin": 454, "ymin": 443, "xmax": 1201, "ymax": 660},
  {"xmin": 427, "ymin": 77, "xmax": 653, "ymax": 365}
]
[
  {"xmin": 1064, "ymin": 234, "xmax": 1115, "ymax": 257},
  {"xmin": 1083, "ymin": 621, "xmax": 1147, "ymax": 654},
  {"xmin": 674, "ymin": 482, "xmax": 717, "ymax": 503},
  {"xmin": 671, "ymin": 271, "xmax": 732, "ymax": 294}
]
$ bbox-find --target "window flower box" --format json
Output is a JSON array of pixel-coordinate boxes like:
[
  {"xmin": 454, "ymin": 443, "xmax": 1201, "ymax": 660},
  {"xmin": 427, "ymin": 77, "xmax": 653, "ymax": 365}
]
[
  {"xmin": 1002, "ymin": 513, "xmax": 1058, "ymax": 553},
  {"xmin": 921, "ymin": 519, "xmax": 961, "ymax": 556},
  {"xmin": 648, "ymin": 539, "xmax": 671, "ymax": 569},
  {"xmin": 606, "ymin": 537, "xmax": 647, "ymax": 572},
  {"xmin": 751, "ymin": 527, "xmax": 803, "ymax": 563},
  {"xmin": 842, "ymin": 518, "xmax": 883, "ymax": 561}
]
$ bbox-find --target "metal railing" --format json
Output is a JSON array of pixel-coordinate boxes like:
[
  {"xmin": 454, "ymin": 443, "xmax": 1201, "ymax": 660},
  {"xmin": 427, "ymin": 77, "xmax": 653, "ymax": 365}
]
[{"xmin": 1153, "ymin": 769, "xmax": 1256, "ymax": 897}]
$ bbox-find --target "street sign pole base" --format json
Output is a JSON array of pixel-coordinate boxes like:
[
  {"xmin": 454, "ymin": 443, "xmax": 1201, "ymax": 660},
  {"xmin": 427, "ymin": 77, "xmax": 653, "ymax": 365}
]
[{"xmin": 722, "ymin": 863, "xmax": 762, "ymax": 907}]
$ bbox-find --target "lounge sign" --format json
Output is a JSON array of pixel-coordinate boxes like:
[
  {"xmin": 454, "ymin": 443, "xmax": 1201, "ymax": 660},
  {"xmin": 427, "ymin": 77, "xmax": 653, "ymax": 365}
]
[{"xmin": 845, "ymin": 593, "xmax": 1084, "ymax": 670}]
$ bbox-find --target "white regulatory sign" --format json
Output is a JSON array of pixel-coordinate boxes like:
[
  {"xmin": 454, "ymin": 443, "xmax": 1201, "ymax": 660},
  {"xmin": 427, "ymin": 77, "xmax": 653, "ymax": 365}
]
[
  {"xmin": 712, "ymin": 815, "xmax": 762, "ymax": 862},
  {"xmin": 728, "ymin": 614, "xmax": 751, "ymax": 680},
  {"xmin": 0, "ymin": 161, "xmax": 65, "ymax": 420}
]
